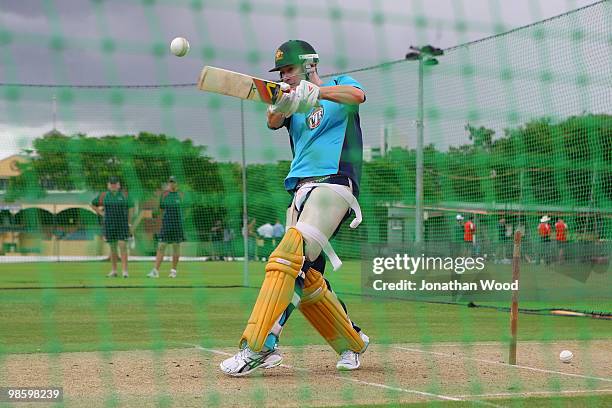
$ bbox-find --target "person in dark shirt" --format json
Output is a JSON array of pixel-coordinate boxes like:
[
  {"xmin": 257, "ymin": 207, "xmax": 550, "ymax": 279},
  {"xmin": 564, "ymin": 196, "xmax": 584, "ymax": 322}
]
[
  {"xmin": 148, "ymin": 176, "xmax": 188, "ymax": 278},
  {"xmin": 496, "ymin": 217, "xmax": 510, "ymax": 263},
  {"xmin": 453, "ymin": 214, "xmax": 465, "ymax": 255},
  {"xmin": 90, "ymin": 176, "xmax": 135, "ymax": 278},
  {"xmin": 210, "ymin": 219, "xmax": 224, "ymax": 261}
]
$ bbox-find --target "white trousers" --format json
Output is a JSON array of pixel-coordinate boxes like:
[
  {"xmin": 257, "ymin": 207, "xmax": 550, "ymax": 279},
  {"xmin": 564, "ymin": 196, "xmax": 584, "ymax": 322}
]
[{"xmin": 286, "ymin": 181, "xmax": 362, "ymax": 271}]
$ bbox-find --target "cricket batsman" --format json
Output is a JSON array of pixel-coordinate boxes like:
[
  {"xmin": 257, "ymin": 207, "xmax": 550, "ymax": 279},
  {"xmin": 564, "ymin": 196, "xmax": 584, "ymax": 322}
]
[{"xmin": 221, "ymin": 40, "xmax": 369, "ymax": 376}]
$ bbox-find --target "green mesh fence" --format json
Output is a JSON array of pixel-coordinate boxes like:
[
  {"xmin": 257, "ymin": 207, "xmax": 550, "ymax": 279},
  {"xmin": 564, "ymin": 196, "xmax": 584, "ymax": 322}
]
[{"xmin": 0, "ymin": 1, "xmax": 611, "ymax": 407}]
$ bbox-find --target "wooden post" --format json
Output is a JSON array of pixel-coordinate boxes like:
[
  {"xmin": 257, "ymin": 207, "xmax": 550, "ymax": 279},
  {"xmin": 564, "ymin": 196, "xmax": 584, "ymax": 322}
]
[{"xmin": 509, "ymin": 229, "xmax": 522, "ymax": 365}]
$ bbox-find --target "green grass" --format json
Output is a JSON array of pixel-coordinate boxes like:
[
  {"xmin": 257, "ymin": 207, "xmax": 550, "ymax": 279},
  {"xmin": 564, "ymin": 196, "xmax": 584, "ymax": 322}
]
[
  {"xmin": 0, "ymin": 261, "xmax": 610, "ymax": 407},
  {"xmin": 344, "ymin": 394, "xmax": 612, "ymax": 407},
  {"xmin": 0, "ymin": 261, "xmax": 610, "ymax": 354}
]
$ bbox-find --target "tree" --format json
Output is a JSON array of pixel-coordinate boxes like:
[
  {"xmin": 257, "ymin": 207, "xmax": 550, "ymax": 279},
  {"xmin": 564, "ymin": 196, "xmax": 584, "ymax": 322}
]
[
  {"xmin": 7, "ymin": 113, "xmax": 610, "ymax": 218},
  {"xmin": 465, "ymin": 124, "xmax": 494, "ymax": 151},
  {"xmin": 6, "ymin": 132, "xmax": 221, "ymax": 201}
]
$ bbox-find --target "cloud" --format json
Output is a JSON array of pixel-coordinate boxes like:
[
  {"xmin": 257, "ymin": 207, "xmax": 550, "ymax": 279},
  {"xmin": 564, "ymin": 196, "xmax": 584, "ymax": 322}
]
[{"xmin": 0, "ymin": 0, "xmax": 604, "ymax": 164}]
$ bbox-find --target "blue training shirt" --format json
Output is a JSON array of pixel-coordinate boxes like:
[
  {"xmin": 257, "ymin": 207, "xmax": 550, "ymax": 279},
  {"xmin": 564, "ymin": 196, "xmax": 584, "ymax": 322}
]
[{"xmin": 278, "ymin": 75, "xmax": 364, "ymax": 194}]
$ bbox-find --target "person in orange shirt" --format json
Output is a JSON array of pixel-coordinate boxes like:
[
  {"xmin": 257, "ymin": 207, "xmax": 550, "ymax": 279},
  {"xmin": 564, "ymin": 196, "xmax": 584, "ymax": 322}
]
[
  {"xmin": 463, "ymin": 215, "xmax": 476, "ymax": 256},
  {"xmin": 537, "ymin": 215, "xmax": 552, "ymax": 264},
  {"xmin": 555, "ymin": 217, "xmax": 568, "ymax": 263}
]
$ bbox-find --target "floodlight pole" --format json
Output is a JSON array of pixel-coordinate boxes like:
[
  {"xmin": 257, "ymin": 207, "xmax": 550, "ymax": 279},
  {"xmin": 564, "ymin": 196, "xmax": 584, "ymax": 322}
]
[
  {"xmin": 241, "ymin": 100, "xmax": 249, "ymax": 287},
  {"xmin": 415, "ymin": 58, "xmax": 424, "ymax": 244},
  {"xmin": 52, "ymin": 94, "xmax": 57, "ymax": 131},
  {"xmin": 406, "ymin": 45, "xmax": 442, "ymax": 245}
]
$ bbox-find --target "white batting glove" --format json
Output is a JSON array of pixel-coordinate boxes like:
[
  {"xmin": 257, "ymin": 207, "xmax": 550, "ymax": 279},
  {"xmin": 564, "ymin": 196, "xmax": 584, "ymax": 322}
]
[
  {"xmin": 268, "ymin": 82, "xmax": 299, "ymax": 117},
  {"xmin": 295, "ymin": 80, "xmax": 320, "ymax": 113},
  {"xmin": 268, "ymin": 90, "xmax": 299, "ymax": 116}
]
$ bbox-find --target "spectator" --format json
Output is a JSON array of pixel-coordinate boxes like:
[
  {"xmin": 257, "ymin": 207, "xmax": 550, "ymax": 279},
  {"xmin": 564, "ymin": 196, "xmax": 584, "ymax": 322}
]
[
  {"xmin": 514, "ymin": 222, "xmax": 531, "ymax": 263},
  {"xmin": 90, "ymin": 176, "xmax": 136, "ymax": 278},
  {"xmin": 257, "ymin": 222, "xmax": 274, "ymax": 238},
  {"xmin": 148, "ymin": 176, "xmax": 188, "ymax": 278},
  {"xmin": 223, "ymin": 224, "xmax": 235, "ymax": 259},
  {"xmin": 555, "ymin": 217, "xmax": 568, "ymax": 263},
  {"xmin": 463, "ymin": 215, "xmax": 476, "ymax": 256},
  {"xmin": 257, "ymin": 221, "xmax": 274, "ymax": 260},
  {"xmin": 242, "ymin": 218, "xmax": 257, "ymax": 260},
  {"xmin": 242, "ymin": 218, "xmax": 257, "ymax": 238},
  {"xmin": 210, "ymin": 219, "xmax": 224, "ymax": 260},
  {"xmin": 454, "ymin": 214, "xmax": 464, "ymax": 257},
  {"xmin": 496, "ymin": 217, "xmax": 510, "ymax": 263},
  {"xmin": 272, "ymin": 218, "xmax": 285, "ymax": 244},
  {"xmin": 537, "ymin": 215, "xmax": 552, "ymax": 264}
]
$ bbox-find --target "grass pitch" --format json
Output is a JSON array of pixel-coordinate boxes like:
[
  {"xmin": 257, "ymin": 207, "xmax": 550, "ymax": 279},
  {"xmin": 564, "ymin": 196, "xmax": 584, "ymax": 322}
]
[{"xmin": 0, "ymin": 261, "xmax": 610, "ymax": 407}]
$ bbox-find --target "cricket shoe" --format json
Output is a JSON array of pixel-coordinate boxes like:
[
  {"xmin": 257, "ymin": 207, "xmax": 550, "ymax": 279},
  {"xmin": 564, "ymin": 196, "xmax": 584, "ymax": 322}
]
[
  {"xmin": 220, "ymin": 347, "xmax": 283, "ymax": 377},
  {"xmin": 147, "ymin": 269, "xmax": 159, "ymax": 278},
  {"xmin": 336, "ymin": 331, "xmax": 369, "ymax": 371}
]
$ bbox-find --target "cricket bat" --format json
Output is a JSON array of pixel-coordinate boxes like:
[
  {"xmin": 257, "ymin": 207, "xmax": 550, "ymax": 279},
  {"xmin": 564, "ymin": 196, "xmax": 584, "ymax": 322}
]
[{"xmin": 197, "ymin": 66, "xmax": 284, "ymax": 104}]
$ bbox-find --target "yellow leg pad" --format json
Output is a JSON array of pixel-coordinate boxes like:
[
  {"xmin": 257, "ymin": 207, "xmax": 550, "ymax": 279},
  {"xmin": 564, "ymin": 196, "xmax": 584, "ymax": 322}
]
[
  {"xmin": 299, "ymin": 268, "xmax": 366, "ymax": 354},
  {"xmin": 240, "ymin": 227, "xmax": 304, "ymax": 351}
]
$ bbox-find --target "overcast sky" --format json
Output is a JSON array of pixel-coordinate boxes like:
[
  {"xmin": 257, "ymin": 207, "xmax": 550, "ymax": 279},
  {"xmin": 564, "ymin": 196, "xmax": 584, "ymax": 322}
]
[{"xmin": 0, "ymin": 0, "xmax": 607, "ymax": 162}]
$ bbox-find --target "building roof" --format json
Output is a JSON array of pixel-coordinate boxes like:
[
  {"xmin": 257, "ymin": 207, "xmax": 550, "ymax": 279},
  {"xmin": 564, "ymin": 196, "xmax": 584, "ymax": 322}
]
[
  {"xmin": 0, "ymin": 155, "xmax": 29, "ymax": 178},
  {"xmin": 382, "ymin": 201, "xmax": 612, "ymax": 216},
  {"xmin": 0, "ymin": 191, "xmax": 96, "ymax": 214}
]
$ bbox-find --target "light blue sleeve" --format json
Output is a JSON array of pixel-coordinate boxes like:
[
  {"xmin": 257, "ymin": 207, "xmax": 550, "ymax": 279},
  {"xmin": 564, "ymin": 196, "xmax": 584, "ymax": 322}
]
[{"xmin": 335, "ymin": 75, "xmax": 364, "ymax": 92}]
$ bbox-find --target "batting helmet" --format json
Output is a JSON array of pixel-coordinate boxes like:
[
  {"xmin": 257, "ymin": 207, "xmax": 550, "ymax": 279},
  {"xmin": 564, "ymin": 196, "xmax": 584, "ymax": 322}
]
[{"xmin": 269, "ymin": 40, "xmax": 319, "ymax": 72}]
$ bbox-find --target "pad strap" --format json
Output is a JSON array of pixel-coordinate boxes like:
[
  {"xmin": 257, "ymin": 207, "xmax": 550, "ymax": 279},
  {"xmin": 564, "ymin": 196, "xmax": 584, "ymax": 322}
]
[{"xmin": 295, "ymin": 221, "xmax": 342, "ymax": 271}]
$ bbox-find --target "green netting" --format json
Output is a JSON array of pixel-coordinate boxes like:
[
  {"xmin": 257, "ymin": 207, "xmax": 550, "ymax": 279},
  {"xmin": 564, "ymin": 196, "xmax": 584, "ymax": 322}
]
[{"xmin": 0, "ymin": 1, "xmax": 611, "ymax": 407}]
